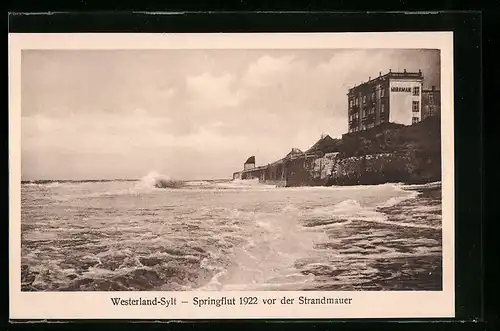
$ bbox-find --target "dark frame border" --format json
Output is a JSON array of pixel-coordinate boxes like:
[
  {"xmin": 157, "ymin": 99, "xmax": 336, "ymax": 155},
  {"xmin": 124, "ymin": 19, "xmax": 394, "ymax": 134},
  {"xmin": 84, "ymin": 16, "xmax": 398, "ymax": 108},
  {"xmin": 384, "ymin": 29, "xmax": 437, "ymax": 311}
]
[{"xmin": 7, "ymin": 11, "xmax": 483, "ymax": 328}]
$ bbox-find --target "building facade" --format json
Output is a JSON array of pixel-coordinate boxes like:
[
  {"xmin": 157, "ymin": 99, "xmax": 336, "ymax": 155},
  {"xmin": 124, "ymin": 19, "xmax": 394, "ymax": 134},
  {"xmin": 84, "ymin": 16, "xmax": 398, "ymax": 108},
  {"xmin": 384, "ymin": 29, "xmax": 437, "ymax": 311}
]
[
  {"xmin": 422, "ymin": 86, "xmax": 441, "ymax": 120},
  {"xmin": 347, "ymin": 69, "xmax": 424, "ymax": 133}
]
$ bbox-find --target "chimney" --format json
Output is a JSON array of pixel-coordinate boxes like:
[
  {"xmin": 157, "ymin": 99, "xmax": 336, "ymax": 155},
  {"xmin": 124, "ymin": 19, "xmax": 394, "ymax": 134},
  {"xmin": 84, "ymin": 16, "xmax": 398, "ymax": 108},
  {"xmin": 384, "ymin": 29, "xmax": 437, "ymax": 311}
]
[
  {"xmin": 404, "ymin": 69, "xmax": 407, "ymax": 73},
  {"xmin": 369, "ymin": 76, "xmax": 371, "ymax": 81},
  {"xmin": 432, "ymin": 85, "xmax": 435, "ymax": 91},
  {"xmin": 379, "ymin": 71, "xmax": 381, "ymax": 76},
  {"xmin": 389, "ymin": 69, "xmax": 391, "ymax": 72},
  {"xmin": 419, "ymin": 68, "xmax": 422, "ymax": 74}
]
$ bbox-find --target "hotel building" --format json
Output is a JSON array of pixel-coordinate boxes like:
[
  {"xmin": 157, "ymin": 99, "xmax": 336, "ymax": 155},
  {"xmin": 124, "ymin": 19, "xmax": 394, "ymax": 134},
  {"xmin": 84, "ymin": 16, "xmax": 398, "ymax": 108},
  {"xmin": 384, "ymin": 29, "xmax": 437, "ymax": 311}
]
[
  {"xmin": 422, "ymin": 86, "xmax": 441, "ymax": 120},
  {"xmin": 347, "ymin": 69, "xmax": 424, "ymax": 133}
]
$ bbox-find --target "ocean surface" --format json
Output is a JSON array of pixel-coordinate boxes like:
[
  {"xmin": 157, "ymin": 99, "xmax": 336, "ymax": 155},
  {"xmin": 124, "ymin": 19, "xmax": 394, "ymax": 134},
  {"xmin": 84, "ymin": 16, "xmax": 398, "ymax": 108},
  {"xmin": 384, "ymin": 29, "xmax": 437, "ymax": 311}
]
[{"xmin": 21, "ymin": 173, "xmax": 442, "ymax": 291}]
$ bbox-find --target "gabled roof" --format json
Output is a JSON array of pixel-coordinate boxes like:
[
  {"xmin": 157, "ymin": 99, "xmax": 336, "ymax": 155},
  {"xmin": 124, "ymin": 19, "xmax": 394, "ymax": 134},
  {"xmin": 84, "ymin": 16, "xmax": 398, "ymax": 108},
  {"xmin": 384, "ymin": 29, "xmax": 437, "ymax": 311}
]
[
  {"xmin": 306, "ymin": 135, "xmax": 341, "ymax": 154},
  {"xmin": 285, "ymin": 148, "xmax": 303, "ymax": 158}
]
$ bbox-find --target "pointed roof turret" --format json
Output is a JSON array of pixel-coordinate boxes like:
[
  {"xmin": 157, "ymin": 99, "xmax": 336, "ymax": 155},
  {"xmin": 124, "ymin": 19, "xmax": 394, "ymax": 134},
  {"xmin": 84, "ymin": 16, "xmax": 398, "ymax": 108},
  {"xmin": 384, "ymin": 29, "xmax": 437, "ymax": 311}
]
[{"xmin": 244, "ymin": 156, "xmax": 255, "ymax": 164}]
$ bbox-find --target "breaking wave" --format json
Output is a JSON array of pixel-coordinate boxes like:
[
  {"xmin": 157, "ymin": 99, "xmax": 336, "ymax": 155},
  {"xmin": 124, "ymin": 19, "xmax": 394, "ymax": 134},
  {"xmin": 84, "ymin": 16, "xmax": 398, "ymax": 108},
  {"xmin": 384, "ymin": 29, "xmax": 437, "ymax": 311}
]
[
  {"xmin": 137, "ymin": 171, "xmax": 184, "ymax": 189},
  {"xmin": 377, "ymin": 188, "xmax": 419, "ymax": 208}
]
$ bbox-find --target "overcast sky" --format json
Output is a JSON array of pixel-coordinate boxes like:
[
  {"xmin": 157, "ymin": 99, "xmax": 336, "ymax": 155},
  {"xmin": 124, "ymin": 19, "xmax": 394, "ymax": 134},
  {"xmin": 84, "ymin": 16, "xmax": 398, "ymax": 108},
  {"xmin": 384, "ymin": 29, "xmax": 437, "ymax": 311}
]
[{"xmin": 21, "ymin": 49, "xmax": 440, "ymax": 180}]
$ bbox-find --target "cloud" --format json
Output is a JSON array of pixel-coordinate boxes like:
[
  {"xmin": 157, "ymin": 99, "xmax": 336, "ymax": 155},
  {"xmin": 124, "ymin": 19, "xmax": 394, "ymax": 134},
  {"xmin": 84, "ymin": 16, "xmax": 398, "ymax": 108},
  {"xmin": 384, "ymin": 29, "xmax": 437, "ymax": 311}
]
[
  {"xmin": 233, "ymin": 55, "xmax": 348, "ymax": 138},
  {"xmin": 242, "ymin": 55, "xmax": 297, "ymax": 87},
  {"xmin": 21, "ymin": 112, "xmax": 252, "ymax": 179},
  {"xmin": 22, "ymin": 50, "xmax": 180, "ymax": 117},
  {"xmin": 21, "ymin": 49, "xmax": 440, "ymax": 180},
  {"xmin": 228, "ymin": 50, "xmax": 439, "ymax": 141},
  {"xmin": 185, "ymin": 72, "xmax": 244, "ymax": 109}
]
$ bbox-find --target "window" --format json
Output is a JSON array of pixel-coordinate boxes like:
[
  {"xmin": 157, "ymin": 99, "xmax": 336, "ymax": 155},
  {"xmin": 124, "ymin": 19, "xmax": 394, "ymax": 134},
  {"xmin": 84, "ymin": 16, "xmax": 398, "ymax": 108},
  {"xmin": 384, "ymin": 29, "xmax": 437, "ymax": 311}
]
[
  {"xmin": 371, "ymin": 107, "xmax": 375, "ymax": 114},
  {"xmin": 380, "ymin": 88, "xmax": 385, "ymax": 97},
  {"xmin": 363, "ymin": 96, "xmax": 366, "ymax": 104},
  {"xmin": 412, "ymin": 101, "xmax": 420, "ymax": 113},
  {"xmin": 381, "ymin": 104, "xmax": 385, "ymax": 113},
  {"xmin": 372, "ymin": 92, "xmax": 376, "ymax": 100},
  {"xmin": 428, "ymin": 106, "xmax": 435, "ymax": 117},
  {"xmin": 380, "ymin": 116, "xmax": 385, "ymax": 123},
  {"xmin": 429, "ymin": 94, "xmax": 434, "ymax": 103},
  {"xmin": 412, "ymin": 86, "xmax": 420, "ymax": 96},
  {"xmin": 412, "ymin": 116, "xmax": 419, "ymax": 124}
]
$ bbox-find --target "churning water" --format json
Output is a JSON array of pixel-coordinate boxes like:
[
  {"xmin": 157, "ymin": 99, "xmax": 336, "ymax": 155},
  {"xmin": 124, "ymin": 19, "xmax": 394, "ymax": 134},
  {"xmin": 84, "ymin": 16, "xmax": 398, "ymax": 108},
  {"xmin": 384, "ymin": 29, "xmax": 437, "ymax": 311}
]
[{"xmin": 21, "ymin": 173, "xmax": 442, "ymax": 291}]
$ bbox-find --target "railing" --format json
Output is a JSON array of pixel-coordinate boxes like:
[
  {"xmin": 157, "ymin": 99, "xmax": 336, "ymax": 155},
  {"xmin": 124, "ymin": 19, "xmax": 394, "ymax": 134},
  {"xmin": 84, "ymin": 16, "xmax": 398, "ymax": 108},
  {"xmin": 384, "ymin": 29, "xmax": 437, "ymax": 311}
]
[{"xmin": 387, "ymin": 72, "xmax": 422, "ymax": 78}]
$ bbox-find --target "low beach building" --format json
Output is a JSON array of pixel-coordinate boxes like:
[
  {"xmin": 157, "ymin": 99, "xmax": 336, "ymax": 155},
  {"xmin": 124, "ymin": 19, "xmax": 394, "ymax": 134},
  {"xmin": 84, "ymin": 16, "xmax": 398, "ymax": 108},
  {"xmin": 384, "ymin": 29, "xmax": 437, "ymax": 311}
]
[{"xmin": 243, "ymin": 156, "xmax": 255, "ymax": 170}]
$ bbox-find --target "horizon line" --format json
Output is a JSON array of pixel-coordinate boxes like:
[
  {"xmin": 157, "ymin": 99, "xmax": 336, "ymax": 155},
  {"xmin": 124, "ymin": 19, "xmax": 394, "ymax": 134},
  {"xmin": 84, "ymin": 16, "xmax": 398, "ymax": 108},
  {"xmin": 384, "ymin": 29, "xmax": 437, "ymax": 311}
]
[{"xmin": 21, "ymin": 177, "xmax": 232, "ymax": 183}]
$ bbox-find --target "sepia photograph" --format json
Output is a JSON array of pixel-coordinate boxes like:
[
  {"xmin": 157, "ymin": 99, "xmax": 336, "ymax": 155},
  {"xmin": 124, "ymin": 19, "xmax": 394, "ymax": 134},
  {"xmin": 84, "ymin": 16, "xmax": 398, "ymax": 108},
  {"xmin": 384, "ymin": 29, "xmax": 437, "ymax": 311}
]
[
  {"xmin": 20, "ymin": 47, "xmax": 443, "ymax": 292},
  {"xmin": 9, "ymin": 32, "xmax": 454, "ymax": 319}
]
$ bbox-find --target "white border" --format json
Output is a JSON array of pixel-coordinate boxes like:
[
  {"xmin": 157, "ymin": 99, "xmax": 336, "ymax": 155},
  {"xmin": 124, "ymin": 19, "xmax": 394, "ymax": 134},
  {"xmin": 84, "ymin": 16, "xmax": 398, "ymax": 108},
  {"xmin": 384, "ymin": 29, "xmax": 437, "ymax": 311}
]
[{"xmin": 9, "ymin": 32, "xmax": 454, "ymax": 320}]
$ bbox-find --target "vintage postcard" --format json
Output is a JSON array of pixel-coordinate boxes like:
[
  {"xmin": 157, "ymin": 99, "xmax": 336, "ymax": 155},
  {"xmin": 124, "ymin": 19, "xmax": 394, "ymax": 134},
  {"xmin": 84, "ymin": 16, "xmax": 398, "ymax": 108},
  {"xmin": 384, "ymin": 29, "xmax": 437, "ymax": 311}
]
[{"xmin": 9, "ymin": 32, "xmax": 454, "ymax": 319}]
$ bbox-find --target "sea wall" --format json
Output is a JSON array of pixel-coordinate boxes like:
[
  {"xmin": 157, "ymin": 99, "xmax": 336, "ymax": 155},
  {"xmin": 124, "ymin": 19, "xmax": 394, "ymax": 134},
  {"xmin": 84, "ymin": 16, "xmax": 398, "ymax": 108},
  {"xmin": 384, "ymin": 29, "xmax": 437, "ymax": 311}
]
[
  {"xmin": 327, "ymin": 116, "xmax": 441, "ymax": 186},
  {"xmin": 327, "ymin": 153, "xmax": 415, "ymax": 186},
  {"xmin": 232, "ymin": 116, "xmax": 441, "ymax": 187},
  {"xmin": 283, "ymin": 152, "xmax": 338, "ymax": 187},
  {"xmin": 286, "ymin": 149, "xmax": 440, "ymax": 187},
  {"xmin": 286, "ymin": 156, "xmax": 325, "ymax": 187}
]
